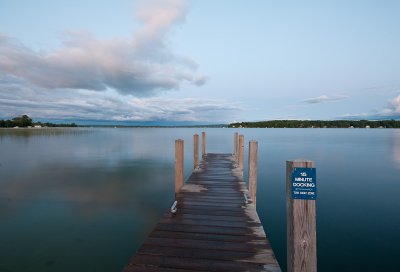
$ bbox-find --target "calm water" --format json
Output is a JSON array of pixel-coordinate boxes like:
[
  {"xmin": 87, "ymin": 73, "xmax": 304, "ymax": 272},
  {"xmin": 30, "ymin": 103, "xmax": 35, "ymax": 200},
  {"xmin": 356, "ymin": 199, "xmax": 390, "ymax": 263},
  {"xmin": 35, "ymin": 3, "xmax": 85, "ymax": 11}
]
[{"xmin": 0, "ymin": 128, "xmax": 399, "ymax": 271}]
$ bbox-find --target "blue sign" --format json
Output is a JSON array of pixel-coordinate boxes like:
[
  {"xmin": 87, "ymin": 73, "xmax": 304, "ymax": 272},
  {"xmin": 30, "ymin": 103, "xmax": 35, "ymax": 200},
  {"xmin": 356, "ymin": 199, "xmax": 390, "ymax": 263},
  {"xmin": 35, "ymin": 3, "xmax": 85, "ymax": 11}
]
[{"xmin": 291, "ymin": 167, "xmax": 317, "ymax": 200}]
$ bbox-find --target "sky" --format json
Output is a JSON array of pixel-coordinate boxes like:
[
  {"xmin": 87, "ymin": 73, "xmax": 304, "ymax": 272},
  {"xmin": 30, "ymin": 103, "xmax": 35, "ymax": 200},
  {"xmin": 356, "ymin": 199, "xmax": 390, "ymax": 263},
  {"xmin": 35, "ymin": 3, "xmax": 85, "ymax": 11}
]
[{"xmin": 1, "ymin": 0, "xmax": 400, "ymax": 124}]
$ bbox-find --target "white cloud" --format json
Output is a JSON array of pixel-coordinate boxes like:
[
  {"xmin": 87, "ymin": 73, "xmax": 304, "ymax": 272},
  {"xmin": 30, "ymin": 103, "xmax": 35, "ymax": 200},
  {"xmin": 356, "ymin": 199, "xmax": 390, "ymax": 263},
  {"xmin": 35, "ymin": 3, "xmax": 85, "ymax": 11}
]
[
  {"xmin": 0, "ymin": 0, "xmax": 226, "ymax": 122},
  {"xmin": 389, "ymin": 95, "xmax": 400, "ymax": 113},
  {"xmin": 0, "ymin": 0, "xmax": 206, "ymax": 96},
  {"xmin": 339, "ymin": 94, "xmax": 400, "ymax": 120},
  {"xmin": 303, "ymin": 95, "xmax": 349, "ymax": 104},
  {"xmin": 373, "ymin": 94, "xmax": 400, "ymax": 119},
  {"xmin": 0, "ymin": 75, "xmax": 240, "ymax": 122}
]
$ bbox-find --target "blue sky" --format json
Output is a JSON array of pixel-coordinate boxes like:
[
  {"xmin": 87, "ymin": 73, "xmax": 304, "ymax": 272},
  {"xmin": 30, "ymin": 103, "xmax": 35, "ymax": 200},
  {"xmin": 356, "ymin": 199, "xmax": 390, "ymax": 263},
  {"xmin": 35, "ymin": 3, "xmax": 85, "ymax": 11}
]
[{"xmin": 1, "ymin": 0, "xmax": 399, "ymax": 123}]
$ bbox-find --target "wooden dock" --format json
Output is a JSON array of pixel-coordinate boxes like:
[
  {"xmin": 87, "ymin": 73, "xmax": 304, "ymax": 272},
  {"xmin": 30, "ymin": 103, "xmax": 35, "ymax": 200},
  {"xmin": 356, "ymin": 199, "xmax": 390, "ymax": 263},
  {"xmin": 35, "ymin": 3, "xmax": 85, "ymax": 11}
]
[{"xmin": 123, "ymin": 153, "xmax": 281, "ymax": 272}]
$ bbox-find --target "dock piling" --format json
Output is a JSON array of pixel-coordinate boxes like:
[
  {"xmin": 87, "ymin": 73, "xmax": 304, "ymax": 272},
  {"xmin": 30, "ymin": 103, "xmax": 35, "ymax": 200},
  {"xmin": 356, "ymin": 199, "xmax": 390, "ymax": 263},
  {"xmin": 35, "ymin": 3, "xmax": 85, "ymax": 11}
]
[
  {"xmin": 239, "ymin": 135, "xmax": 244, "ymax": 171},
  {"xmin": 248, "ymin": 140, "xmax": 258, "ymax": 207},
  {"xmin": 201, "ymin": 132, "xmax": 206, "ymax": 157},
  {"xmin": 234, "ymin": 132, "xmax": 238, "ymax": 162},
  {"xmin": 174, "ymin": 139, "xmax": 184, "ymax": 196},
  {"xmin": 193, "ymin": 134, "xmax": 199, "ymax": 169},
  {"xmin": 286, "ymin": 160, "xmax": 317, "ymax": 272}
]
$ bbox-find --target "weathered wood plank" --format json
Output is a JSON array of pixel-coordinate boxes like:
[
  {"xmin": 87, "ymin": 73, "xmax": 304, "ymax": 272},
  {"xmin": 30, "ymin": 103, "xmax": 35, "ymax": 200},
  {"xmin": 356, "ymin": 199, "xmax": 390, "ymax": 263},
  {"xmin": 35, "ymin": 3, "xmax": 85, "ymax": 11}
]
[
  {"xmin": 141, "ymin": 237, "xmax": 270, "ymax": 252},
  {"xmin": 150, "ymin": 230, "xmax": 266, "ymax": 243},
  {"xmin": 123, "ymin": 153, "xmax": 281, "ymax": 272},
  {"xmin": 177, "ymin": 208, "xmax": 250, "ymax": 217},
  {"xmin": 177, "ymin": 200, "xmax": 245, "ymax": 208},
  {"xmin": 155, "ymin": 223, "xmax": 259, "ymax": 236},
  {"xmin": 178, "ymin": 205, "xmax": 246, "ymax": 213},
  {"xmin": 163, "ymin": 213, "xmax": 261, "ymax": 223},
  {"xmin": 176, "ymin": 195, "xmax": 245, "ymax": 201},
  {"xmin": 132, "ymin": 254, "xmax": 279, "ymax": 272},
  {"xmin": 124, "ymin": 264, "xmax": 206, "ymax": 272},
  {"xmin": 177, "ymin": 192, "xmax": 244, "ymax": 199},
  {"xmin": 159, "ymin": 217, "xmax": 262, "ymax": 228},
  {"xmin": 137, "ymin": 244, "xmax": 276, "ymax": 264}
]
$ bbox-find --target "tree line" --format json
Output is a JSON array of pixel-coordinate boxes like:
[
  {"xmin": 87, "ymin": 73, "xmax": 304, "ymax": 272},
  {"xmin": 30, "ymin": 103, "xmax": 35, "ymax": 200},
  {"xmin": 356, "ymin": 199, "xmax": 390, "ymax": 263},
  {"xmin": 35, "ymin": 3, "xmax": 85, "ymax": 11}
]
[
  {"xmin": 0, "ymin": 115, "xmax": 77, "ymax": 128},
  {"xmin": 229, "ymin": 120, "xmax": 400, "ymax": 128}
]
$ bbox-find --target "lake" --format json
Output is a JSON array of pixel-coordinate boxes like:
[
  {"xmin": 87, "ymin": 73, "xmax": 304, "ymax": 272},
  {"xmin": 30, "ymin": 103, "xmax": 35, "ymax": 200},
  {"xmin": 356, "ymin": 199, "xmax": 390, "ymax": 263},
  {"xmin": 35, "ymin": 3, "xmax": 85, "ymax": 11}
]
[{"xmin": 0, "ymin": 127, "xmax": 399, "ymax": 271}]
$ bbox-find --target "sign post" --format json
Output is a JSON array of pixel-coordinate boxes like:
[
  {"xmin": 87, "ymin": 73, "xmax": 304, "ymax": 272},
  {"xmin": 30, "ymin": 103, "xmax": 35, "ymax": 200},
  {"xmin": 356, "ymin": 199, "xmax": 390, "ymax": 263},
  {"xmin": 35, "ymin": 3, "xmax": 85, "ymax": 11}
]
[
  {"xmin": 248, "ymin": 140, "xmax": 258, "ymax": 207},
  {"xmin": 286, "ymin": 160, "xmax": 317, "ymax": 272}
]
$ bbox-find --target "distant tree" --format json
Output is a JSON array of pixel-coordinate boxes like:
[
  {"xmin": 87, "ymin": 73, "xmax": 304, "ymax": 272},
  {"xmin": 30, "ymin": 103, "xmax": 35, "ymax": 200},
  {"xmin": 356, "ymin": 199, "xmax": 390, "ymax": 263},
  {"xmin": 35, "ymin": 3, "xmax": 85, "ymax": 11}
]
[
  {"xmin": 1, "ymin": 116, "xmax": 80, "ymax": 128},
  {"xmin": 229, "ymin": 120, "xmax": 400, "ymax": 128},
  {"xmin": 12, "ymin": 115, "xmax": 33, "ymax": 127},
  {"xmin": 5, "ymin": 120, "xmax": 14, "ymax": 127}
]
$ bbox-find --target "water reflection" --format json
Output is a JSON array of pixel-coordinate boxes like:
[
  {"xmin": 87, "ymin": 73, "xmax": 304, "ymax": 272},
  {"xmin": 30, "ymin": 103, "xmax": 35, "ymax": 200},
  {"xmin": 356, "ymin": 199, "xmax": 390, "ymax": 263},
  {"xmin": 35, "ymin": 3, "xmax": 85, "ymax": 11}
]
[
  {"xmin": 0, "ymin": 127, "xmax": 93, "ymax": 138},
  {"xmin": 0, "ymin": 159, "xmax": 173, "ymax": 218},
  {"xmin": 0, "ymin": 128, "xmax": 181, "ymax": 272},
  {"xmin": 1, "ymin": 128, "xmax": 399, "ymax": 272},
  {"xmin": 393, "ymin": 130, "xmax": 400, "ymax": 169}
]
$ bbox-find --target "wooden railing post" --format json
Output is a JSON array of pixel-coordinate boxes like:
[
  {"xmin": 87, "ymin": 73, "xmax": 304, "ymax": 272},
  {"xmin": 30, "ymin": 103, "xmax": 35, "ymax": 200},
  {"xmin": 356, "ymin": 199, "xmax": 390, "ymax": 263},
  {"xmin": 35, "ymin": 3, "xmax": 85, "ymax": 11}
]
[
  {"xmin": 193, "ymin": 134, "xmax": 199, "ymax": 169},
  {"xmin": 175, "ymin": 139, "xmax": 184, "ymax": 196},
  {"xmin": 239, "ymin": 135, "xmax": 244, "ymax": 170},
  {"xmin": 234, "ymin": 132, "xmax": 238, "ymax": 162},
  {"xmin": 202, "ymin": 132, "xmax": 206, "ymax": 157},
  {"xmin": 248, "ymin": 141, "xmax": 258, "ymax": 207},
  {"xmin": 286, "ymin": 160, "xmax": 317, "ymax": 272}
]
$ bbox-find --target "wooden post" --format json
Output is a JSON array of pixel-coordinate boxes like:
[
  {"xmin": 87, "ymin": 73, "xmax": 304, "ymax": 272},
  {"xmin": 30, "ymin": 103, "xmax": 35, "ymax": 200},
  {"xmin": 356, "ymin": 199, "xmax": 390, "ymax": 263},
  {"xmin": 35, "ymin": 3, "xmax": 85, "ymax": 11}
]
[
  {"xmin": 193, "ymin": 134, "xmax": 199, "ymax": 169},
  {"xmin": 234, "ymin": 132, "xmax": 238, "ymax": 161},
  {"xmin": 239, "ymin": 135, "xmax": 244, "ymax": 170},
  {"xmin": 286, "ymin": 160, "xmax": 317, "ymax": 272},
  {"xmin": 175, "ymin": 139, "xmax": 184, "ymax": 196},
  {"xmin": 202, "ymin": 132, "xmax": 206, "ymax": 158},
  {"xmin": 248, "ymin": 141, "xmax": 258, "ymax": 207}
]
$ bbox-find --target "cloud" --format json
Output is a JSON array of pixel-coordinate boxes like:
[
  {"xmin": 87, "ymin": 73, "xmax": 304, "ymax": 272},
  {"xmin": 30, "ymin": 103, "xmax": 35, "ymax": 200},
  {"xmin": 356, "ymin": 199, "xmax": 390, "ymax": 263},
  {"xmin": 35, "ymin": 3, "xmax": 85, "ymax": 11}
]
[
  {"xmin": 124, "ymin": 97, "xmax": 242, "ymax": 121},
  {"xmin": 389, "ymin": 95, "xmax": 400, "ymax": 113},
  {"xmin": 0, "ymin": 0, "xmax": 206, "ymax": 96},
  {"xmin": 372, "ymin": 94, "xmax": 400, "ymax": 119},
  {"xmin": 340, "ymin": 94, "xmax": 400, "ymax": 120},
  {"xmin": 0, "ymin": 75, "xmax": 240, "ymax": 122},
  {"xmin": 135, "ymin": 0, "xmax": 187, "ymax": 45},
  {"xmin": 303, "ymin": 95, "xmax": 349, "ymax": 104}
]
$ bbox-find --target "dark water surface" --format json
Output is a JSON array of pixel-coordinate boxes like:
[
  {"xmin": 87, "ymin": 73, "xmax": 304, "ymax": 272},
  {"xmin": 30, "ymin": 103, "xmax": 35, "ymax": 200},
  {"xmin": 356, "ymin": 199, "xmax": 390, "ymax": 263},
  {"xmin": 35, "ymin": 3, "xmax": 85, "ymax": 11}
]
[{"xmin": 0, "ymin": 128, "xmax": 399, "ymax": 271}]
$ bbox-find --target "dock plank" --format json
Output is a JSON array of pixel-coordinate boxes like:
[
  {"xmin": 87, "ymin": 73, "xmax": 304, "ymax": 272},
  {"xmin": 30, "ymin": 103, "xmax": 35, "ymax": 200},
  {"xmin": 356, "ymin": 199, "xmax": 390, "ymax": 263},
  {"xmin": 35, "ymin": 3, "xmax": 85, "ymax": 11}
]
[{"xmin": 123, "ymin": 153, "xmax": 281, "ymax": 272}]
